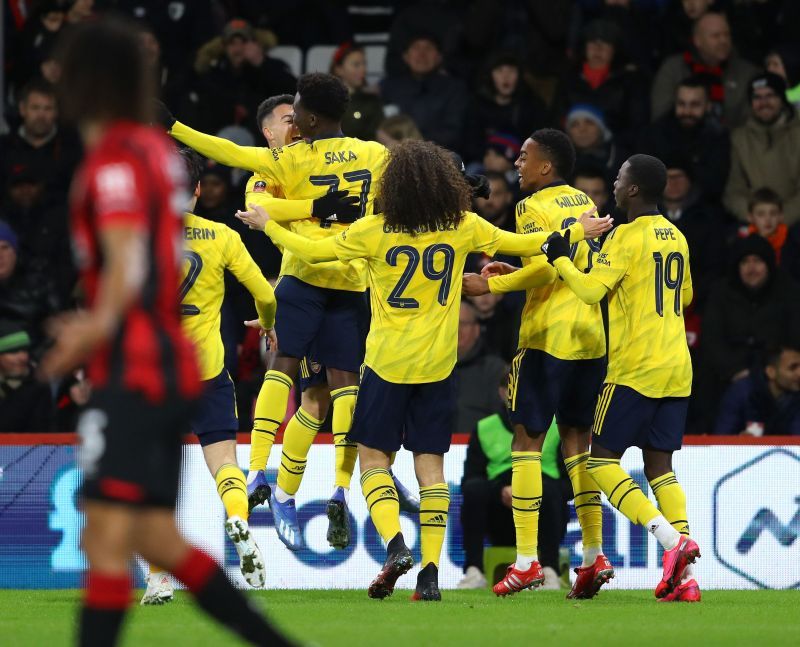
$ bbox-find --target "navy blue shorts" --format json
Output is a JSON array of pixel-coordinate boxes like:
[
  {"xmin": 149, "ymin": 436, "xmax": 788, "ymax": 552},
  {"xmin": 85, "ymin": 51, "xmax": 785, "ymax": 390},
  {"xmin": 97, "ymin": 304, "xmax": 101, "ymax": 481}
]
[
  {"xmin": 298, "ymin": 356, "xmax": 328, "ymax": 392},
  {"xmin": 274, "ymin": 275, "xmax": 368, "ymax": 374},
  {"xmin": 348, "ymin": 366, "xmax": 456, "ymax": 454},
  {"xmin": 192, "ymin": 370, "xmax": 238, "ymax": 447},
  {"xmin": 592, "ymin": 384, "xmax": 688, "ymax": 454},
  {"xmin": 507, "ymin": 349, "xmax": 606, "ymax": 431}
]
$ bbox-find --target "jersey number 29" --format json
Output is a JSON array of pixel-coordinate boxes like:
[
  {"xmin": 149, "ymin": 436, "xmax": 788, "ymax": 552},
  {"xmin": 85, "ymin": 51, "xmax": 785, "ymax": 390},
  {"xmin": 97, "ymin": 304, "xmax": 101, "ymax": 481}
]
[{"xmin": 386, "ymin": 244, "xmax": 455, "ymax": 308}]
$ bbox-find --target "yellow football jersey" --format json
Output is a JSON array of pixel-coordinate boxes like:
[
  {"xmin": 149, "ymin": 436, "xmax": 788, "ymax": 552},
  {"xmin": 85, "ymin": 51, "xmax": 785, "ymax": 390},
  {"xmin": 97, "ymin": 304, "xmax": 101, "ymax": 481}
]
[
  {"xmin": 589, "ymin": 214, "xmax": 693, "ymax": 397},
  {"xmin": 181, "ymin": 213, "xmax": 276, "ymax": 380},
  {"xmin": 262, "ymin": 213, "xmax": 586, "ymax": 384},
  {"xmin": 489, "ymin": 182, "xmax": 605, "ymax": 360},
  {"xmin": 171, "ymin": 122, "xmax": 389, "ymax": 292}
]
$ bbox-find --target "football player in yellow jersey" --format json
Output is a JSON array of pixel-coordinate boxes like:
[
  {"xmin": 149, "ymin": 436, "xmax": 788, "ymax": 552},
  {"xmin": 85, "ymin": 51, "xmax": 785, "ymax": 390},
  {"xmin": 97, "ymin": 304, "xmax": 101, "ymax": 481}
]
[
  {"xmin": 141, "ymin": 148, "xmax": 276, "ymax": 604},
  {"xmin": 161, "ymin": 74, "xmax": 390, "ymax": 551},
  {"xmin": 545, "ymin": 154, "xmax": 701, "ymax": 603},
  {"xmin": 463, "ymin": 129, "xmax": 610, "ymax": 598},
  {"xmin": 236, "ymin": 140, "xmax": 612, "ymax": 602}
]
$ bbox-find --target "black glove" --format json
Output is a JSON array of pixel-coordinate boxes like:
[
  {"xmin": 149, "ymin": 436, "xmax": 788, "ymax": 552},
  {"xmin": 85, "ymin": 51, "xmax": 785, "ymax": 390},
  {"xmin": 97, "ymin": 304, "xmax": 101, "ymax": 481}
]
[
  {"xmin": 466, "ymin": 173, "xmax": 491, "ymax": 200},
  {"xmin": 312, "ymin": 190, "xmax": 361, "ymax": 226},
  {"xmin": 152, "ymin": 99, "xmax": 176, "ymax": 130},
  {"xmin": 542, "ymin": 230, "xmax": 571, "ymax": 265}
]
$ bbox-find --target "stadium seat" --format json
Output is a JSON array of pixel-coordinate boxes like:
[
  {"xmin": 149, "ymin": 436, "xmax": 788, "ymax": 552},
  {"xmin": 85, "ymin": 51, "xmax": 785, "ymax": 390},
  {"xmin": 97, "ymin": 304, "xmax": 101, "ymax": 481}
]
[
  {"xmin": 483, "ymin": 546, "xmax": 516, "ymax": 587},
  {"xmin": 364, "ymin": 45, "xmax": 386, "ymax": 86},
  {"xmin": 270, "ymin": 45, "xmax": 303, "ymax": 77},
  {"xmin": 306, "ymin": 45, "xmax": 337, "ymax": 74}
]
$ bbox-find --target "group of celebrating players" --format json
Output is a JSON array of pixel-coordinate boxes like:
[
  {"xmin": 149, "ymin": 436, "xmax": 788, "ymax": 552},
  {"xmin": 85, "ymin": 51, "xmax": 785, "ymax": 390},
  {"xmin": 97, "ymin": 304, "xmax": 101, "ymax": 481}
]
[{"xmin": 41, "ymin": 16, "xmax": 702, "ymax": 647}]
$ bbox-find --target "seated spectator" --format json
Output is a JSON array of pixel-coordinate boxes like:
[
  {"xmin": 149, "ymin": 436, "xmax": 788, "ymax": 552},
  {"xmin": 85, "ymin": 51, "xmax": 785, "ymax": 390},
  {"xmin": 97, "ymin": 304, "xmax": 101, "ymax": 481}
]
[
  {"xmin": 466, "ymin": 52, "xmax": 549, "ymax": 161},
  {"xmin": 783, "ymin": 222, "xmax": 800, "ymax": 284},
  {"xmin": 381, "ymin": 32, "xmax": 469, "ymax": 152},
  {"xmin": 194, "ymin": 19, "xmax": 295, "ymax": 137},
  {"xmin": 330, "ymin": 43, "xmax": 384, "ymax": 141},
  {"xmin": 557, "ymin": 19, "xmax": 648, "ymax": 145},
  {"xmin": 572, "ymin": 164, "xmax": 614, "ymax": 216},
  {"xmin": 375, "ymin": 114, "xmax": 423, "ymax": 149},
  {"xmin": 459, "ymin": 376, "xmax": 570, "ymax": 589},
  {"xmin": 637, "ymin": 76, "xmax": 730, "ymax": 200},
  {"xmin": 695, "ymin": 235, "xmax": 800, "ymax": 433},
  {"xmin": 714, "ymin": 343, "xmax": 800, "ymax": 436},
  {"xmin": 9, "ymin": 0, "xmax": 65, "ymax": 92},
  {"xmin": 455, "ymin": 301, "xmax": 508, "ymax": 435},
  {"xmin": 474, "ymin": 171, "xmax": 515, "ymax": 232},
  {"xmin": 765, "ymin": 45, "xmax": 800, "ymax": 110},
  {"xmin": 740, "ymin": 188, "xmax": 789, "ymax": 264},
  {"xmin": 565, "ymin": 105, "xmax": 626, "ymax": 178},
  {"xmin": 0, "ymin": 221, "xmax": 61, "ymax": 355},
  {"xmin": 651, "ymin": 12, "xmax": 759, "ymax": 126},
  {"xmin": 469, "ymin": 133, "xmax": 522, "ymax": 187},
  {"xmin": 0, "ymin": 321, "xmax": 54, "ymax": 432},
  {"xmin": 194, "ymin": 164, "xmax": 238, "ymax": 223},
  {"xmin": 66, "ymin": 0, "xmax": 94, "ymax": 24},
  {"xmin": 724, "ymin": 73, "xmax": 800, "ymax": 225},
  {"xmin": 0, "ymin": 78, "xmax": 82, "ymax": 201},
  {"xmin": 661, "ymin": 159, "xmax": 728, "ymax": 305},
  {"xmin": 136, "ymin": 21, "xmax": 191, "ymax": 115},
  {"xmin": 658, "ymin": 0, "xmax": 714, "ymax": 59}
]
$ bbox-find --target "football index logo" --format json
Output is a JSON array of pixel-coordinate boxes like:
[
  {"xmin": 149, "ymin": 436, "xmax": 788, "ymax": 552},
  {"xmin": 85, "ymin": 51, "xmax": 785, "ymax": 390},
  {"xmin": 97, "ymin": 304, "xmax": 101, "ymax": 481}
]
[{"xmin": 713, "ymin": 449, "xmax": 800, "ymax": 589}]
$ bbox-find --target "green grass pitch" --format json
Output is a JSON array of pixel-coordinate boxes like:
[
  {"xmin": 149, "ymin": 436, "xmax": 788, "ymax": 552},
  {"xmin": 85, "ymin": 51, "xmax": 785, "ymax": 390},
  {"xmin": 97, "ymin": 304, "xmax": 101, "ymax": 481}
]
[{"xmin": 1, "ymin": 589, "xmax": 798, "ymax": 646}]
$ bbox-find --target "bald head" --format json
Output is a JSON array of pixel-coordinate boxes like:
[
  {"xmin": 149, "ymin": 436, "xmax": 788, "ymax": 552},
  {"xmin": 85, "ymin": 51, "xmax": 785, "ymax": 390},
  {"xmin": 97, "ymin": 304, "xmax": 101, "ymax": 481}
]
[{"xmin": 692, "ymin": 12, "xmax": 731, "ymax": 66}]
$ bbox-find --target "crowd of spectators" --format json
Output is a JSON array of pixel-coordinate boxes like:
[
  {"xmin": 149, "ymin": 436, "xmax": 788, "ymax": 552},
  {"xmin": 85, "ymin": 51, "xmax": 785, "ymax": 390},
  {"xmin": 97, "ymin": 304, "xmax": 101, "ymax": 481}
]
[{"xmin": 2, "ymin": 0, "xmax": 799, "ymax": 436}]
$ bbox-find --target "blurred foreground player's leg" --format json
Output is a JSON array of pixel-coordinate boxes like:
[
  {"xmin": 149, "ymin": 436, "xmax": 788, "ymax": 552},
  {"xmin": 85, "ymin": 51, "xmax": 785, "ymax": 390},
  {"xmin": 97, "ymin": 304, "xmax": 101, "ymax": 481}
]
[{"xmin": 42, "ymin": 20, "xmax": 292, "ymax": 645}]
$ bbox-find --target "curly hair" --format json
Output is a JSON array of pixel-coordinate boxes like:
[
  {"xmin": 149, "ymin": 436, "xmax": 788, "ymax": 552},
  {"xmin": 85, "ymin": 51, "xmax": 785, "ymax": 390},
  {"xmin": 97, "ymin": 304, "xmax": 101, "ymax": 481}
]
[
  {"xmin": 379, "ymin": 140, "xmax": 471, "ymax": 235},
  {"xmin": 297, "ymin": 72, "xmax": 349, "ymax": 122}
]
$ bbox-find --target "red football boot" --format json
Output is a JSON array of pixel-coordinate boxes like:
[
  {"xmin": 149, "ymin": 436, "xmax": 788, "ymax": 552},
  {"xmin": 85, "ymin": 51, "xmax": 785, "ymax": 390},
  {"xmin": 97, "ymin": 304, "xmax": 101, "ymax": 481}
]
[
  {"xmin": 492, "ymin": 561, "xmax": 545, "ymax": 597},
  {"xmin": 567, "ymin": 554, "xmax": 615, "ymax": 599},
  {"xmin": 655, "ymin": 536, "xmax": 701, "ymax": 598},
  {"xmin": 658, "ymin": 579, "xmax": 701, "ymax": 602}
]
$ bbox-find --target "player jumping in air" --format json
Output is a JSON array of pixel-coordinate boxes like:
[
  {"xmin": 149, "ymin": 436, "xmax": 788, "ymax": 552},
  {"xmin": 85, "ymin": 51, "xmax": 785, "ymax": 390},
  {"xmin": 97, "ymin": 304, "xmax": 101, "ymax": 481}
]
[
  {"xmin": 544, "ymin": 154, "xmax": 701, "ymax": 602},
  {"xmin": 463, "ymin": 129, "xmax": 610, "ymax": 598},
  {"xmin": 40, "ymin": 19, "xmax": 292, "ymax": 646},
  {"xmin": 141, "ymin": 148, "xmax": 276, "ymax": 603},
  {"xmin": 159, "ymin": 76, "xmax": 416, "ymax": 551},
  {"xmin": 236, "ymin": 140, "xmax": 612, "ymax": 601}
]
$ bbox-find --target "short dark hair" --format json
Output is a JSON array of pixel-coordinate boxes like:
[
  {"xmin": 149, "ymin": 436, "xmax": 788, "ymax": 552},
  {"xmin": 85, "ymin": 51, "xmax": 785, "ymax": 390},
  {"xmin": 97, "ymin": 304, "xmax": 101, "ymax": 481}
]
[
  {"xmin": 484, "ymin": 170, "xmax": 511, "ymax": 189},
  {"xmin": 177, "ymin": 146, "xmax": 204, "ymax": 189},
  {"xmin": 19, "ymin": 78, "xmax": 56, "ymax": 103},
  {"xmin": 297, "ymin": 73, "xmax": 349, "ymax": 122},
  {"xmin": 677, "ymin": 75, "xmax": 711, "ymax": 96},
  {"xmin": 256, "ymin": 94, "xmax": 294, "ymax": 130},
  {"xmin": 748, "ymin": 187, "xmax": 783, "ymax": 212},
  {"xmin": 766, "ymin": 341, "xmax": 800, "ymax": 368},
  {"xmin": 626, "ymin": 154, "xmax": 667, "ymax": 203},
  {"xmin": 530, "ymin": 128, "xmax": 576, "ymax": 179},
  {"xmin": 572, "ymin": 163, "xmax": 608, "ymax": 185},
  {"xmin": 58, "ymin": 18, "xmax": 153, "ymax": 124}
]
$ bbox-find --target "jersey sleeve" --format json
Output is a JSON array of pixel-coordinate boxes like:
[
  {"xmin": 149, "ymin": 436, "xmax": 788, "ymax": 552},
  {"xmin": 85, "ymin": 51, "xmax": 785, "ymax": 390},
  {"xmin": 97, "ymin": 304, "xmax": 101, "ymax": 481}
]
[
  {"xmin": 488, "ymin": 256, "xmax": 556, "ymax": 294},
  {"xmin": 552, "ymin": 257, "xmax": 609, "ymax": 304},
  {"xmin": 89, "ymin": 158, "xmax": 148, "ymax": 229},
  {"xmin": 263, "ymin": 220, "xmax": 340, "ymax": 262},
  {"xmin": 332, "ymin": 217, "xmax": 374, "ymax": 261},
  {"xmin": 682, "ymin": 244, "xmax": 694, "ymax": 309},
  {"xmin": 245, "ymin": 191, "xmax": 314, "ymax": 223},
  {"xmin": 587, "ymin": 226, "xmax": 629, "ymax": 290},
  {"xmin": 223, "ymin": 229, "xmax": 277, "ymax": 329}
]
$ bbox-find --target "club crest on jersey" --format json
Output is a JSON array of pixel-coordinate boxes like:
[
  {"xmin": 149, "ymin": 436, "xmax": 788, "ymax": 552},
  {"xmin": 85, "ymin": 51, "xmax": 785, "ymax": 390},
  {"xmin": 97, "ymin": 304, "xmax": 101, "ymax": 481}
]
[
  {"xmin": 253, "ymin": 181, "xmax": 267, "ymax": 193},
  {"xmin": 310, "ymin": 361, "xmax": 322, "ymax": 374}
]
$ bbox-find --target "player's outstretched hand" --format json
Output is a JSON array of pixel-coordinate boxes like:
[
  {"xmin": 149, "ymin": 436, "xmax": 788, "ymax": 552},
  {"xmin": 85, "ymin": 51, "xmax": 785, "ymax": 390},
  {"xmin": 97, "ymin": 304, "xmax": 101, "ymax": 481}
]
[
  {"xmin": 480, "ymin": 261, "xmax": 518, "ymax": 278},
  {"xmin": 542, "ymin": 230, "xmax": 572, "ymax": 266},
  {"xmin": 312, "ymin": 190, "xmax": 361, "ymax": 225},
  {"xmin": 462, "ymin": 273, "xmax": 490, "ymax": 296},
  {"xmin": 152, "ymin": 99, "xmax": 176, "ymax": 130},
  {"xmin": 244, "ymin": 320, "xmax": 279, "ymax": 352},
  {"xmin": 236, "ymin": 204, "xmax": 271, "ymax": 230},
  {"xmin": 577, "ymin": 206, "xmax": 613, "ymax": 239}
]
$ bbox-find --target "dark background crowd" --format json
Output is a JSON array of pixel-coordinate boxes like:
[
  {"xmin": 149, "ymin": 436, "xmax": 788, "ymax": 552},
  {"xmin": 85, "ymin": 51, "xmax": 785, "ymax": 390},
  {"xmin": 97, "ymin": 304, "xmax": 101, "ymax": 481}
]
[{"xmin": 1, "ymin": 0, "xmax": 799, "ymax": 436}]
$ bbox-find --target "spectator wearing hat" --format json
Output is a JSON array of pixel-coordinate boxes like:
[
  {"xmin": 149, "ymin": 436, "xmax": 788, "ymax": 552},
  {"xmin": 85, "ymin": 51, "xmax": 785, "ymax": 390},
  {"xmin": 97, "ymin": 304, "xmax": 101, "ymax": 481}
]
[
  {"xmin": 765, "ymin": 45, "xmax": 800, "ymax": 110},
  {"xmin": 0, "ymin": 221, "xmax": 61, "ymax": 356},
  {"xmin": 724, "ymin": 73, "xmax": 800, "ymax": 225},
  {"xmin": 637, "ymin": 75, "xmax": 730, "ymax": 200},
  {"xmin": 0, "ymin": 321, "xmax": 55, "ymax": 432},
  {"xmin": 330, "ymin": 43, "xmax": 385, "ymax": 141},
  {"xmin": 661, "ymin": 158, "xmax": 729, "ymax": 306},
  {"xmin": 466, "ymin": 52, "xmax": 550, "ymax": 162},
  {"xmin": 651, "ymin": 12, "xmax": 759, "ymax": 126},
  {"xmin": 557, "ymin": 18, "xmax": 648, "ymax": 146},
  {"xmin": 381, "ymin": 32, "xmax": 469, "ymax": 153},
  {"xmin": 694, "ymin": 235, "xmax": 800, "ymax": 433},
  {"xmin": 467, "ymin": 133, "xmax": 522, "ymax": 192},
  {"xmin": 0, "ymin": 78, "xmax": 82, "ymax": 202},
  {"xmin": 194, "ymin": 18, "xmax": 296, "ymax": 137},
  {"xmin": 565, "ymin": 105, "xmax": 626, "ymax": 178}
]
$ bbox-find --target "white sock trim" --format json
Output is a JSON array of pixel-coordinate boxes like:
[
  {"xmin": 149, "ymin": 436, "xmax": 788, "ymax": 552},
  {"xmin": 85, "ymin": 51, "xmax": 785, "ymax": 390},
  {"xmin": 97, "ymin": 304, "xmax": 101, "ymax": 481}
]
[
  {"xmin": 646, "ymin": 514, "xmax": 681, "ymax": 550},
  {"xmin": 274, "ymin": 485, "xmax": 291, "ymax": 504},
  {"xmin": 582, "ymin": 545, "xmax": 603, "ymax": 567},
  {"xmin": 515, "ymin": 553, "xmax": 537, "ymax": 570}
]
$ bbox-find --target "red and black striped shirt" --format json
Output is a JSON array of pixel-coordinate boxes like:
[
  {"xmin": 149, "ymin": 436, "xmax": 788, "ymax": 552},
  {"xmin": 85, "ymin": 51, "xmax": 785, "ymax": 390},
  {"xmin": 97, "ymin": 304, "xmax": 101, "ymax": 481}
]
[{"xmin": 70, "ymin": 122, "xmax": 200, "ymax": 402}]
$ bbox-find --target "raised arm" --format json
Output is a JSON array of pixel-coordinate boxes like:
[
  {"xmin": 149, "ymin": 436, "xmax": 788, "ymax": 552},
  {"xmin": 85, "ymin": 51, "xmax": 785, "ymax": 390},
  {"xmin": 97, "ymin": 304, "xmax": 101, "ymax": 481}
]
[
  {"xmin": 492, "ymin": 221, "xmax": 587, "ymax": 257},
  {"xmin": 245, "ymin": 189, "xmax": 314, "ymax": 224},
  {"xmin": 488, "ymin": 256, "xmax": 557, "ymax": 294},
  {"xmin": 552, "ymin": 257, "xmax": 608, "ymax": 304},
  {"xmin": 171, "ymin": 121, "xmax": 265, "ymax": 173},
  {"xmin": 263, "ymin": 220, "xmax": 339, "ymax": 263}
]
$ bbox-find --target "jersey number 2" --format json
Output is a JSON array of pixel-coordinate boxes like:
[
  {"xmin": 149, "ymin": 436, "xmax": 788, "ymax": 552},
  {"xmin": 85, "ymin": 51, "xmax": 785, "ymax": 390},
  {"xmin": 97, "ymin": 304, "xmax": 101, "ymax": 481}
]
[
  {"xmin": 653, "ymin": 251, "xmax": 684, "ymax": 317},
  {"xmin": 386, "ymin": 244, "xmax": 455, "ymax": 308},
  {"xmin": 179, "ymin": 251, "xmax": 203, "ymax": 316}
]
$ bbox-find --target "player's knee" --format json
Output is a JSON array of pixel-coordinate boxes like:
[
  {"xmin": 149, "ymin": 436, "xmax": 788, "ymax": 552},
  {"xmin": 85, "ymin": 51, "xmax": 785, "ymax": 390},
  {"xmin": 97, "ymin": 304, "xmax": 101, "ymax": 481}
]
[
  {"xmin": 301, "ymin": 385, "xmax": 331, "ymax": 420},
  {"xmin": 511, "ymin": 426, "xmax": 542, "ymax": 451}
]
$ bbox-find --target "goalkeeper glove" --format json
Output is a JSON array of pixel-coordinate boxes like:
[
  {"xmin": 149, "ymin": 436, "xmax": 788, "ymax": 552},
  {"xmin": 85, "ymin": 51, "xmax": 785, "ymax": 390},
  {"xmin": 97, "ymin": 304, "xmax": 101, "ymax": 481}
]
[
  {"xmin": 152, "ymin": 99, "xmax": 176, "ymax": 130},
  {"xmin": 312, "ymin": 190, "xmax": 361, "ymax": 226},
  {"xmin": 542, "ymin": 230, "xmax": 571, "ymax": 265}
]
